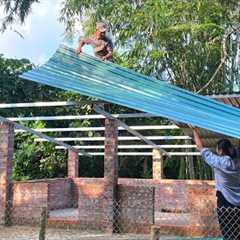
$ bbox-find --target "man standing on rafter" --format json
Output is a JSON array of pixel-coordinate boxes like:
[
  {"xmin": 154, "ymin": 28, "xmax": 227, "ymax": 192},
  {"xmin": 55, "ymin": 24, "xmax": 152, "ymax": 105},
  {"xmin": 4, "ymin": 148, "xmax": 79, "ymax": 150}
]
[{"xmin": 76, "ymin": 22, "xmax": 113, "ymax": 62}]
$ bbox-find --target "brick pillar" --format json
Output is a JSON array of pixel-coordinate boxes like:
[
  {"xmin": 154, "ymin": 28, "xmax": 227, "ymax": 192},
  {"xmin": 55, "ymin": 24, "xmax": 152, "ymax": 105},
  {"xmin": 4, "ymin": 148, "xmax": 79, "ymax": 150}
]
[
  {"xmin": 68, "ymin": 149, "xmax": 79, "ymax": 178},
  {"xmin": 0, "ymin": 121, "xmax": 14, "ymax": 225},
  {"xmin": 104, "ymin": 118, "xmax": 118, "ymax": 233},
  {"xmin": 104, "ymin": 118, "xmax": 118, "ymax": 183},
  {"xmin": 152, "ymin": 149, "xmax": 164, "ymax": 179}
]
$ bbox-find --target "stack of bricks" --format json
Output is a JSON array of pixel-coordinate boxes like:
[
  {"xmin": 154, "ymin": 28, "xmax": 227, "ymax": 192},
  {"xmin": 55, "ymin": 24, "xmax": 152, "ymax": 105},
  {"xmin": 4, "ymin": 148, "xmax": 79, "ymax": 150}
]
[{"xmin": 0, "ymin": 122, "xmax": 14, "ymax": 225}]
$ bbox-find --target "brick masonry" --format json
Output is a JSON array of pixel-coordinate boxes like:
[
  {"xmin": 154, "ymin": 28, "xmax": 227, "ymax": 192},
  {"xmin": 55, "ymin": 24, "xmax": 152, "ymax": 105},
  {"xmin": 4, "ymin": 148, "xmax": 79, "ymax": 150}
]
[
  {"xmin": 12, "ymin": 181, "xmax": 48, "ymax": 224},
  {"xmin": 117, "ymin": 184, "xmax": 154, "ymax": 233},
  {"xmin": 0, "ymin": 120, "xmax": 218, "ymax": 235},
  {"xmin": 0, "ymin": 122, "xmax": 14, "ymax": 225},
  {"xmin": 104, "ymin": 118, "xmax": 118, "ymax": 233},
  {"xmin": 12, "ymin": 178, "xmax": 73, "ymax": 224},
  {"xmin": 6, "ymin": 178, "xmax": 217, "ymax": 235},
  {"xmin": 47, "ymin": 178, "xmax": 72, "ymax": 210},
  {"xmin": 73, "ymin": 178, "xmax": 112, "ymax": 230},
  {"xmin": 152, "ymin": 149, "xmax": 164, "ymax": 179},
  {"xmin": 104, "ymin": 118, "xmax": 118, "ymax": 184},
  {"xmin": 0, "ymin": 118, "xmax": 219, "ymax": 236},
  {"xmin": 68, "ymin": 150, "xmax": 79, "ymax": 178},
  {"xmin": 119, "ymin": 178, "xmax": 216, "ymax": 236},
  {"xmin": 118, "ymin": 178, "xmax": 215, "ymax": 212}
]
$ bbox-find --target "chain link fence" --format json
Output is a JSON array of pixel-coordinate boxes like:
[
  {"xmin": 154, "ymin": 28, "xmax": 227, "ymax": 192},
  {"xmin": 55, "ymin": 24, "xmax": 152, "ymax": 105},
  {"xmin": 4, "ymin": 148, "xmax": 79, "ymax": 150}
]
[
  {"xmin": 152, "ymin": 202, "xmax": 240, "ymax": 240},
  {"xmin": 1, "ymin": 186, "xmax": 240, "ymax": 240},
  {"xmin": 1, "ymin": 189, "xmax": 152, "ymax": 240}
]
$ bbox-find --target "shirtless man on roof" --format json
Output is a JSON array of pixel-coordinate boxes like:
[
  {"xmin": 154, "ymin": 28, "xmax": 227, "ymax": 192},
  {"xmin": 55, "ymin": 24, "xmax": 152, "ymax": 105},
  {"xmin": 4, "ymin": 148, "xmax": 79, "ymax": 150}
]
[{"xmin": 76, "ymin": 22, "xmax": 113, "ymax": 62}]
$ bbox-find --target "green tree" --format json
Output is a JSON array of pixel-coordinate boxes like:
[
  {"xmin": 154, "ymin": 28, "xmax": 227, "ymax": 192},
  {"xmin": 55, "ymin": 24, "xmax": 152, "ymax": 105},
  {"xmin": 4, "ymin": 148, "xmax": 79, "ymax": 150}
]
[
  {"xmin": 0, "ymin": 55, "xmax": 94, "ymax": 180},
  {"xmin": 13, "ymin": 121, "xmax": 67, "ymax": 180},
  {"xmin": 1, "ymin": 0, "xmax": 239, "ymax": 92},
  {"xmin": 60, "ymin": 0, "xmax": 240, "ymax": 94},
  {"xmin": 0, "ymin": 0, "xmax": 39, "ymax": 32}
]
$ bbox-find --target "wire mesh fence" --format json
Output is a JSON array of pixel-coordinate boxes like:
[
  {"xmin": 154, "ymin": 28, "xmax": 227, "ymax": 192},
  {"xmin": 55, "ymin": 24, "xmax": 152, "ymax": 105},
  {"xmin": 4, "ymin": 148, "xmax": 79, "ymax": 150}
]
[
  {"xmin": 0, "ymin": 187, "xmax": 152, "ymax": 240},
  {"xmin": 1, "ymin": 185, "xmax": 240, "ymax": 240},
  {"xmin": 152, "ymin": 203, "xmax": 240, "ymax": 240}
]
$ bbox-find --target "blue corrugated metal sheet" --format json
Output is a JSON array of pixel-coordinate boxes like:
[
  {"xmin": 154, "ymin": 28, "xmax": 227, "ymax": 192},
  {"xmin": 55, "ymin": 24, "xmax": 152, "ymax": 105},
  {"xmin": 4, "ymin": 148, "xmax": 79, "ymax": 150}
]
[{"xmin": 21, "ymin": 45, "xmax": 240, "ymax": 138}]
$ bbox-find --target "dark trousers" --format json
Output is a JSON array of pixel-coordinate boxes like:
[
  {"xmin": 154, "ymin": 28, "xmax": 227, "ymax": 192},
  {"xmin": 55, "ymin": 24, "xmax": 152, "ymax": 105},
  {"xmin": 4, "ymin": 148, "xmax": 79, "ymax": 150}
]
[{"xmin": 216, "ymin": 191, "xmax": 240, "ymax": 240}]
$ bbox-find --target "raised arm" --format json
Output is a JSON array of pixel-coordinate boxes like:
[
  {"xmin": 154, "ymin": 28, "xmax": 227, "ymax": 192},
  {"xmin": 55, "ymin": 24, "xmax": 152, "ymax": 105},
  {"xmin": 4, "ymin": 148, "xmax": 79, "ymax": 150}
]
[
  {"xmin": 192, "ymin": 128, "xmax": 230, "ymax": 169},
  {"xmin": 192, "ymin": 128, "xmax": 204, "ymax": 151},
  {"xmin": 76, "ymin": 38, "xmax": 93, "ymax": 54}
]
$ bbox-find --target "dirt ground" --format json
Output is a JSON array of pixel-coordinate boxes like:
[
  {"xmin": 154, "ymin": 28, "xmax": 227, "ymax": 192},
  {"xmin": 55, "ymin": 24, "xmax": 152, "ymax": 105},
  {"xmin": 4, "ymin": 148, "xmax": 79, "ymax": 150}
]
[
  {"xmin": 0, "ymin": 226, "xmax": 222, "ymax": 240},
  {"xmin": 0, "ymin": 226, "xmax": 149, "ymax": 240}
]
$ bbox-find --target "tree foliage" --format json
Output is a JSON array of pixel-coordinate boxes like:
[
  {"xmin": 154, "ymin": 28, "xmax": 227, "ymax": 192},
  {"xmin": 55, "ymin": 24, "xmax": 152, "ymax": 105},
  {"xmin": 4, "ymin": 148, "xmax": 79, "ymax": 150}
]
[
  {"xmin": 0, "ymin": 55, "xmax": 94, "ymax": 180},
  {"xmin": 60, "ymin": 0, "xmax": 240, "ymax": 94},
  {"xmin": 1, "ymin": 0, "xmax": 239, "ymax": 92},
  {"xmin": 13, "ymin": 121, "xmax": 67, "ymax": 180},
  {"xmin": 0, "ymin": 0, "xmax": 39, "ymax": 32}
]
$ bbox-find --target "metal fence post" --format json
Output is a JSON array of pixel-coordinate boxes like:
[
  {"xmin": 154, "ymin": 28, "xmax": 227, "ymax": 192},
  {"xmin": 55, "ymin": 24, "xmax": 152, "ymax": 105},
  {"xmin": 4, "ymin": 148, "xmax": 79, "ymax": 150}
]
[{"xmin": 39, "ymin": 207, "xmax": 48, "ymax": 240}]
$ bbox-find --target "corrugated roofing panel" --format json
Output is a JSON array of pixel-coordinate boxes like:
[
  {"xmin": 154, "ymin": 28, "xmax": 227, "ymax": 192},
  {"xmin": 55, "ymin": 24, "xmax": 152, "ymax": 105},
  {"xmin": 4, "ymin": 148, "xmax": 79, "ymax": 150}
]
[{"xmin": 21, "ymin": 45, "xmax": 240, "ymax": 139}]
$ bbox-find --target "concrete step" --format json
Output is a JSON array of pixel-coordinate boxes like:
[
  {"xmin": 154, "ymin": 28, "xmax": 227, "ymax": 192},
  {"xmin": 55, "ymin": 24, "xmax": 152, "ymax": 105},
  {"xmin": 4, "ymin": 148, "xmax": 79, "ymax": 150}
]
[{"xmin": 48, "ymin": 208, "xmax": 79, "ymax": 228}]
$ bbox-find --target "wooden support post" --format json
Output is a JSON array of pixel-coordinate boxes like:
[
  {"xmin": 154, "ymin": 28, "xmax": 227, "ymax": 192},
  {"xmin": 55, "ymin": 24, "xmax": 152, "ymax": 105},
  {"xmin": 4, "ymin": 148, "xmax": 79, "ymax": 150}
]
[
  {"xmin": 0, "ymin": 121, "xmax": 14, "ymax": 225},
  {"xmin": 68, "ymin": 149, "xmax": 79, "ymax": 178},
  {"xmin": 152, "ymin": 149, "xmax": 164, "ymax": 180}
]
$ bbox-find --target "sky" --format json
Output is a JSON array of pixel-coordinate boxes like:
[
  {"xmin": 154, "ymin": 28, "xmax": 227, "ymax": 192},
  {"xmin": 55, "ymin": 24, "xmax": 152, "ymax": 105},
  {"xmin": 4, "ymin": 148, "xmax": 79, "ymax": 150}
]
[{"xmin": 0, "ymin": 0, "xmax": 92, "ymax": 65}]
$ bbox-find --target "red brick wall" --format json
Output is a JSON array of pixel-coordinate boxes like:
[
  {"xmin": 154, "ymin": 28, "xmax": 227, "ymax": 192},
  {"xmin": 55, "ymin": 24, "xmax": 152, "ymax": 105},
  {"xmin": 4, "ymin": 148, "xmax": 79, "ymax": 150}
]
[
  {"xmin": 7, "ymin": 177, "xmax": 217, "ymax": 233},
  {"xmin": 12, "ymin": 178, "xmax": 73, "ymax": 223},
  {"xmin": 118, "ymin": 179, "xmax": 215, "ymax": 212},
  {"xmin": 119, "ymin": 178, "xmax": 216, "ymax": 235},
  {"xmin": 117, "ymin": 184, "xmax": 154, "ymax": 233},
  {"xmin": 73, "ymin": 178, "xmax": 114, "ymax": 231},
  {"xmin": 12, "ymin": 181, "xmax": 48, "ymax": 224},
  {"xmin": 47, "ymin": 178, "xmax": 72, "ymax": 210}
]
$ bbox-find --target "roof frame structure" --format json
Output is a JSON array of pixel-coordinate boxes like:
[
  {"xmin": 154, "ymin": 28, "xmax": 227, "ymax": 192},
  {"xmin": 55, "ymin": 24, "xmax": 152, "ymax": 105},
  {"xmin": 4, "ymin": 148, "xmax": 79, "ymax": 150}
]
[
  {"xmin": 93, "ymin": 104, "xmax": 168, "ymax": 155},
  {"xmin": 0, "ymin": 115, "xmax": 91, "ymax": 157}
]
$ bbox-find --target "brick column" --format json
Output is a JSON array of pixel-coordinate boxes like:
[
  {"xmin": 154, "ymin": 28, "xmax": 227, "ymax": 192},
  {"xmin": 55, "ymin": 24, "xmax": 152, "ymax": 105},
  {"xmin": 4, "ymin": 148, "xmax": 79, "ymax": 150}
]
[
  {"xmin": 152, "ymin": 149, "xmax": 164, "ymax": 179},
  {"xmin": 104, "ymin": 118, "xmax": 118, "ymax": 233},
  {"xmin": 68, "ymin": 149, "xmax": 79, "ymax": 178},
  {"xmin": 0, "ymin": 121, "xmax": 14, "ymax": 225},
  {"xmin": 104, "ymin": 118, "xmax": 118, "ymax": 183}
]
